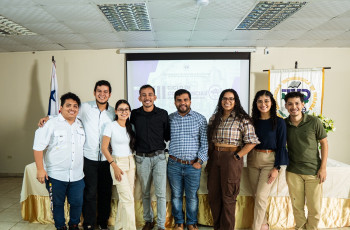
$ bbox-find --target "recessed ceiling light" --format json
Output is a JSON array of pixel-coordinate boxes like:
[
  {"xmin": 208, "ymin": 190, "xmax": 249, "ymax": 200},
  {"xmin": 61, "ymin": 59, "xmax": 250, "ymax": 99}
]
[
  {"xmin": 0, "ymin": 15, "xmax": 36, "ymax": 36},
  {"xmin": 98, "ymin": 3, "xmax": 151, "ymax": 32},
  {"xmin": 236, "ymin": 1, "xmax": 307, "ymax": 30}
]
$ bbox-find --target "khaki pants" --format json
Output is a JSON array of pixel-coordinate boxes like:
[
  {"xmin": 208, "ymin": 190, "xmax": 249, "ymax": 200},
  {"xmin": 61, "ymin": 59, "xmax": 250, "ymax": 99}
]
[
  {"xmin": 110, "ymin": 155, "xmax": 136, "ymax": 230},
  {"xmin": 286, "ymin": 171, "xmax": 323, "ymax": 230},
  {"xmin": 247, "ymin": 149, "xmax": 276, "ymax": 230}
]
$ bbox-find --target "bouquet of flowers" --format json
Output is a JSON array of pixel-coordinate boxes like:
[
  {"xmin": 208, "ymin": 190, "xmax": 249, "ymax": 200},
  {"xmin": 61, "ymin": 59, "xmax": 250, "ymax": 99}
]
[{"xmin": 311, "ymin": 112, "xmax": 336, "ymax": 133}]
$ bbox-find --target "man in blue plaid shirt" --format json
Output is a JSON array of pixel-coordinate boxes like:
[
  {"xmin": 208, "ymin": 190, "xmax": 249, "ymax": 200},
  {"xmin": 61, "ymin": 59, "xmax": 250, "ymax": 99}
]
[{"xmin": 168, "ymin": 89, "xmax": 208, "ymax": 230}]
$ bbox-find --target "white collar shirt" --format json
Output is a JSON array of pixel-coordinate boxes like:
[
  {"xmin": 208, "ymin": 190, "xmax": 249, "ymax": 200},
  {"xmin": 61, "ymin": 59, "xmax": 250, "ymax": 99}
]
[
  {"xmin": 33, "ymin": 114, "xmax": 85, "ymax": 182},
  {"xmin": 79, "ymin": 101, "xmax": 115, "ymax": 161}
]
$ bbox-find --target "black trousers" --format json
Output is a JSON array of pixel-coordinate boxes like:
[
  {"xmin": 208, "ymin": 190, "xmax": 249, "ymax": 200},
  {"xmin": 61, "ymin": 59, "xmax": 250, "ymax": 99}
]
[{"xmin": 82, "ymin": 157, "xmax": 112, "ymax": 227}]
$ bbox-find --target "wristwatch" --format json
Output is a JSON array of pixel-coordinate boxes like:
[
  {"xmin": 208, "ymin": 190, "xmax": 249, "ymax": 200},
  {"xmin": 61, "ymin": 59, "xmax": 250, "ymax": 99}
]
[
  {"xmin": 234, "ymin": 153, "xmax": 241, "ymax": 160},
  {"xmin": 197, "ymin": 159, "xmax": 204, "ymax": 165},
  {"xmin": 275, "ymin": 166, "xmax": 281, "ymax": 171}
]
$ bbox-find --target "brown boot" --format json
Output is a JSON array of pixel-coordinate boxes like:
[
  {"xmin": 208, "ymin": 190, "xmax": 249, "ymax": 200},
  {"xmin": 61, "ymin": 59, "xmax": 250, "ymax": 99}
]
[
  {"xmin": 173, "ymin": 223, "xmax": 184, "ymax": 230},
  {"xmin": 187, "ymin": 224, "xmax": 199, "ymax": 230},
  {"xmin": 142, "ymin": 221, "xmax": 155, "ymax": 230}
]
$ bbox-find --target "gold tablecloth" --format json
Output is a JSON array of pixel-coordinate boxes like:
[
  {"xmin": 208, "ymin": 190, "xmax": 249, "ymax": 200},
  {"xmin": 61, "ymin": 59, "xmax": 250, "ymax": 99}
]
[{"xmin": 21, "ymin": 158, "xmax": 350, "ymax": 228}]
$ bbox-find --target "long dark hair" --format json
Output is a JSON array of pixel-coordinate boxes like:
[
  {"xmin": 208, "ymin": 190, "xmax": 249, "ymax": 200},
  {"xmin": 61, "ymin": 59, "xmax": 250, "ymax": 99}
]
[
  {"xmin": 251, "ymin": 90, "xmax": 277, "ymax": 130},
  {"xmin": 115, "ymin": 100, "xmax": 135, "ymax": 151},
  {"xmin": 208, "ymin": 89, "xmax": 252, "ymax": 142}
]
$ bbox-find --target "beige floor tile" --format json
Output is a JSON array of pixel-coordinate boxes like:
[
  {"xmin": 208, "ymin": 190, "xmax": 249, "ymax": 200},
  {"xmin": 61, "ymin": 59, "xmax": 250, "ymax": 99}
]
[
  {"xmin": 0, "ymin": 207, "xmax": 22, "ymax": 222},
  {"xmin": 0, "ymin": 221, "xmax": 16, "ymax": 230},
  {"xmin": 9, "ymin": 222, "xmax": 49, "ymax": 230},
  {"xmin": 0, "ymin": 197, "xmax": 19, "ymax": 210}
]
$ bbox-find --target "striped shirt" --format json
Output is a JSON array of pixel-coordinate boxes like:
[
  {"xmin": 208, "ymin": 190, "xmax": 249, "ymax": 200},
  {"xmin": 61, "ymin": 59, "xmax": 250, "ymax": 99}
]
[
  {"xmin": 210, "ymin": 111, "xmax": 260, "ymax": 146},
  {"xmin": 169, "ymin": 110, "xmax": 208, "ymax": 162}
]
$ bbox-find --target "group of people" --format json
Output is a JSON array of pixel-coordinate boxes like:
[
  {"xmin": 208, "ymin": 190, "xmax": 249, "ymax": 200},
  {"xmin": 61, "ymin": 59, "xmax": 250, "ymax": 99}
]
[{"xmin": 33, "ymin": 80, "xmax": 328, "ymax": 230}]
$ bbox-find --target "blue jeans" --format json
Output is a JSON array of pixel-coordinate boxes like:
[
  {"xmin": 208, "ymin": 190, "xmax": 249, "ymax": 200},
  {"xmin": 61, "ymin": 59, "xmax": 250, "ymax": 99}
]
[
  {"xmin": 46, "ymin": 177, "xmax": 85, "ymax": 228},
  {"xmin": 135, "ymin": 151, "xmax": 167, "ymax": 229},
  {"xmin": 167, "ymin": 158, "xmax": 201, "ymax": 225}
]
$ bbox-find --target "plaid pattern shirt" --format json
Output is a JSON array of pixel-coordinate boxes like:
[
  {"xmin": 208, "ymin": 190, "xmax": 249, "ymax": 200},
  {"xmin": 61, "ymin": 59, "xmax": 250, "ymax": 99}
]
[
  {"xmin": 210, "ymin": 112, "xmax": 260, "ymax": 146},
  {"xmin": 169, "ymin": 110, "xmax": 208, "ymax": 162}
]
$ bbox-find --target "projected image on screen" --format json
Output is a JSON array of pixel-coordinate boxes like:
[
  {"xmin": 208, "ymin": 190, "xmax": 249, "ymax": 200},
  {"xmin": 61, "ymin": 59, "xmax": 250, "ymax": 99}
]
[{"xmin": 127, "ymin": 53, "xmax": 250, "ymax": 121}]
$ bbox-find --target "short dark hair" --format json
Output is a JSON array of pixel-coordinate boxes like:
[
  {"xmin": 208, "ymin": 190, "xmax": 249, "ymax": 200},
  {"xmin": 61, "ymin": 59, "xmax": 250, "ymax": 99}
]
[
  {"xmin": 174, "ymin": 89, "xmax": 191, "ymax": 100},
  {"xmin": 284, "ymin": 91, "xmax": 304, "ymax": 103},
  {"xmin": 60, "ymin": 92, "xmax": 81, "ymax": 107},
  {"xmin": 139, "ymin": 84, "xmax": 155, "ymax": 94},
  {"xmin": 94, "ymin": 80, "xmax": 112, "ymax": 93}
]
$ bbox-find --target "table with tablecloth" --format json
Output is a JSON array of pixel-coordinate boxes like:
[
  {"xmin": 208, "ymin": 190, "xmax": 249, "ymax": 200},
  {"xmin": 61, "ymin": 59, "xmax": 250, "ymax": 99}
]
[{"xmin": 20, "ymin": 158, "xmax": 350, "ymax": 228}]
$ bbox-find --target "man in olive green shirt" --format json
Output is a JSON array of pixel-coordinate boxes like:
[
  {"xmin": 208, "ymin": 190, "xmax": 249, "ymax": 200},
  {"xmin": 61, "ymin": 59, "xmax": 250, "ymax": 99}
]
[{"xmin": 284, "ymin": 91, "xmax": 328, "ymax": 230}]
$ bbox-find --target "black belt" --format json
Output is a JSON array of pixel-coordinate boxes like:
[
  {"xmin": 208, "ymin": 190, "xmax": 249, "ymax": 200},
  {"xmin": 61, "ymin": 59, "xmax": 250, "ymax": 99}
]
[{"xmin": 136, "ymin": 150, "xmax": 164, "ymax": 157}]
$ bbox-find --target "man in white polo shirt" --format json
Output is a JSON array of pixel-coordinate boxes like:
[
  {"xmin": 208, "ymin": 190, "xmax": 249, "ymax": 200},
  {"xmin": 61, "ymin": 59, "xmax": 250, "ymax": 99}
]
[
  {"xmin": 39, "ymin": 81, "xmax": 115, "ymax": 230},
  {"xmin": 34, "ymin": 92, "xmax": 85, "ymax": 230}
]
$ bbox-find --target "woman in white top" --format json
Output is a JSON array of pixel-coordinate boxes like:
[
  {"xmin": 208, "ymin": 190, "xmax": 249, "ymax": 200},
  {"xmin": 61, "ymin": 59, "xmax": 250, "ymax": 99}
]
[{"xmin": 101, "ymin": 99, "xmax": 136, "ymax": 230}]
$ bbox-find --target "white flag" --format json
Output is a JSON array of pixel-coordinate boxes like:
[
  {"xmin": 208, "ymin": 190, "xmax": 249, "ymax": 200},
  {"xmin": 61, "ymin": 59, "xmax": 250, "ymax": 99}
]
[
  {"xmin": 48, "ymin": 60, "xmax": 59, "ymax": 115},
  {"xmin": 269, "ymin": 68, "xmax": 324, "ymax": 118}
]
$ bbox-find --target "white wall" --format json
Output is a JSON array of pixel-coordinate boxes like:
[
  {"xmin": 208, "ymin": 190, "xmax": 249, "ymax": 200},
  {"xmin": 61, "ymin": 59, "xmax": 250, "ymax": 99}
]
[{"xmin": 0, "ymin": 47, "xmax": 349, "ymax": 174}]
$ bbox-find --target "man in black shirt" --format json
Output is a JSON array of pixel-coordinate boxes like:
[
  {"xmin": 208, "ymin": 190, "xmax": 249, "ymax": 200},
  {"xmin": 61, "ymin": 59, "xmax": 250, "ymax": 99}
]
[{"xmin": 130, "ymin": 85, "xmax": 170, "ymax": 230}]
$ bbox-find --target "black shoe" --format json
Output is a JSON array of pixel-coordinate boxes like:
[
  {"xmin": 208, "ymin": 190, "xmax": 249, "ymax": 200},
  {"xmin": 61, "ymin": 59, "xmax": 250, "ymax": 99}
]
[
  {"xmin": 69, "ymin": 224, "xmax": 80, "ymax": 230},
  {"xmin": 57, "ymin": 226, "xmax": 67, "ymax": 230},
  {"xmin": 98, "ymin": 224, "xmax": 109, "ymax": 230}
]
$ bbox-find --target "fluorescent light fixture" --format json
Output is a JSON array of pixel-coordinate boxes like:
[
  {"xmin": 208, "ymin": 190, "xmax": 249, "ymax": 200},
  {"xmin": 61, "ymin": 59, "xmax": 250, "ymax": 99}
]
[
  {"xmin": 0, "ymin": 15, "xmax": 36, "ymax": 36},
  {"xmin": 117, "ymin": 47, "xmax": 256, "ymax": 54},
  {"xmin": 98, "ymin": 3, "xmax": 151, "ymax": 32},
  {"xmin": 236, "ymin": 1, "xmax": 306, "ymax": 30}
]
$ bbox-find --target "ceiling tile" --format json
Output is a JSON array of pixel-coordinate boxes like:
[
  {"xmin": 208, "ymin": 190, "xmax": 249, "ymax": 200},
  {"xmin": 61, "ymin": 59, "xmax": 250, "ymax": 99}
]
[
  {"xmin": 274, "ymin": 18, "xmax": 329, "ymax": 31},
  {"xmin": 151, "ymin": 19, "xmax": 195, "ymax": 31},
  {"xmin": 295, "ymin": 0, "xmax": 350, "ymax": 19},
  {"xmin": 44, "ymin": 34, "xmax": 88, "ymax": 43},
  {"xmin": 64, "ymin": 21, "xmax": 114, "ymax": 33},
  {"xmin": 89, "ymin": 42, "xmax": 125, "ymax": 49},
  {"xmin": 190, "ymin": 31, "xmax": 229, "ymax": 41},
  {"xmin": 226, "ymin": 30, "xmax": 268, "ymax": 40},
  {"xmin": 156, "ymin": 40, "xmax": 189, "ymax": 47},
  {"xmin": 333, "ymin": 31, "xmax": 350, "ymax": 40},
  {"xmin": 82, "ymin": 33, "xmax": 122, "ymax": 42},
  {"xmin": 124, "ymin": 40, "xmax": 157, "ymax": 48},
  {"xmin": 12, "ymin": 35, "xmax": 54, "ymax": 44},
  {"xmin": 255, "ymin": 39, "xmax": 290, "ymax": 47},
  {"xmin": 42, "ymin": 4, "xmax": 104, "ymax": 21},
  {"xmin": 284, "ymin": 39, "xmax": 324, "ymax": 47},
  {"xmin": 23, "ymin": 23, "xmax": 74, "ymax": 34},
  {"xmin": 263, "ymin": 31, "xmax": 306, "ymax": 40},
  {"xmin": 315, "ymin": 18, "xmax": 350, "ymax": 31},
  {"xmin": 30, "ymin": 43, "xmax": 66, "ymax": 51},
  {"xmin": 0, "ymin": 44, "xmax": 35, "ymax": 52},
  {"xmin": 317, "ymin": 39, "xmax": 350, "ymax": 47},
  {"xmin": 297, "ymin": 30, "xmax": 345, "ymax": 40},
  {"xmin": 195, "ymin": 18, "xmax": 241, "ymax": 31},
  {"xmin": 188, "ymin": 40, "xmax": 223, "ymax": 46},
  {"xmin": 148, "ymin": 0, "xmax": 198, "ymax": 19},
  {"xmin": 199, "ymin": 0, "xmax": 256, "ymax": 19},
  {"xmin": 59, "ymin": 43, "xmax": 92, "ymax": 50},
  {"xmin": 0, "ymin": 0, "xmax": 35, "ymax": 7},
  {"xmin": 0, "ymin": 6, "xmax": 57, "ymax": 24},
  {"xmin": 222, "ymin": 40, "xmax": 257, "ymax": 47},
  {"xmin": 117, "ymin": 31, "xmax": 155, "ymax": 41},
  {"xmin": 155, "ymin": 31, "xmax": 191, "ymax": 40}
]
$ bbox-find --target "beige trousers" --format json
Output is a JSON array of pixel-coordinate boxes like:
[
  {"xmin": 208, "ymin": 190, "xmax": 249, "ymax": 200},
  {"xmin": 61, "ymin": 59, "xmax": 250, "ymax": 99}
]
[
  {"xmin": 110, "ymin": 155, "xmax": 136, "ymax": 230},
  {"xmin": 247, "ymin": 149, "xmax": 276, "ymax": 230},
  {"xmin": 286, "ymin": 171, "xmax": 323, "ymax": 230}
]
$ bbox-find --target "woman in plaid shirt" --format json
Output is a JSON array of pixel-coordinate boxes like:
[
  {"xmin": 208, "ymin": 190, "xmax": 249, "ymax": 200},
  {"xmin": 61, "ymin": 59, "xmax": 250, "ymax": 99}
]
[{"xmin": 207, "ymin": 89, "xmax": 260, "ymax": 230}]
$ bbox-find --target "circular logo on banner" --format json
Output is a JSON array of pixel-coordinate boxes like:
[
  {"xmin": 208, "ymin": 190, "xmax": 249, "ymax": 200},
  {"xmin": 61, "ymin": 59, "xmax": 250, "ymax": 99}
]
[{"xmin": 273, "ymin": 76, "xmax": 318, "ymax": 118}]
